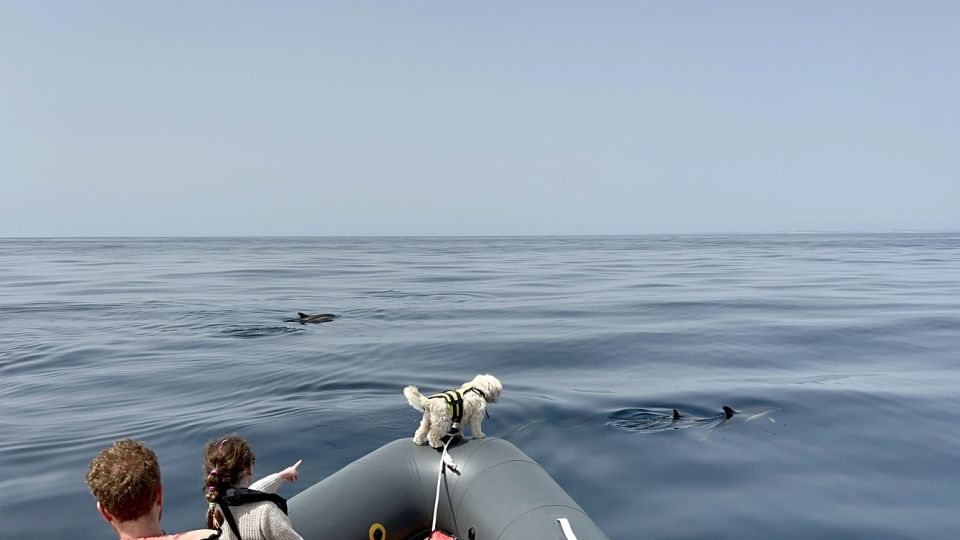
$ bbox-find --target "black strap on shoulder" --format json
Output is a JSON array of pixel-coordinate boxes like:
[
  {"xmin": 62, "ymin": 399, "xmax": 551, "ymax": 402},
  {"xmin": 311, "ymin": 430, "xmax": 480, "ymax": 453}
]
[
  {"xmin": 215, "ymin": 498, "xmax": 243, "ymax": 540},
  {"xmin": 216, "ymin": 488, "xmax": 288, "ymax": 540},
  {"xmin": 465, "ymin": 387, "xmax": 490, "ymax": 418},
  {"xmin": 221, "ymin": 488, "xmax": 289, "ymax": 514}
]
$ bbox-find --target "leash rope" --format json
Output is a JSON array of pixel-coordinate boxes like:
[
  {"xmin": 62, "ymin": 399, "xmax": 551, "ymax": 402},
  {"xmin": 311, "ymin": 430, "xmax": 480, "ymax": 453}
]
[{"xmin": 430, "ymin": 437, "xmax": 459, "ymax": 535}]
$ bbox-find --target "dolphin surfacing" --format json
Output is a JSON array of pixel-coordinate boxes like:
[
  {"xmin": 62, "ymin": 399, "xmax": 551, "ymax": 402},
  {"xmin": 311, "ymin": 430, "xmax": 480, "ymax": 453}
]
[{"xmin": 289, "ymin": 312, "xmax": 337, "ymax": 324}]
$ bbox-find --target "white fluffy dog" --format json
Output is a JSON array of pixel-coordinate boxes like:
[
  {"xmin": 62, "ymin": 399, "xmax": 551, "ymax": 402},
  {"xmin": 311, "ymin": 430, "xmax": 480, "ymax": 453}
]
[{"xmin": 403, "ymin": 374, "xmax": 503, "ymax": 448}]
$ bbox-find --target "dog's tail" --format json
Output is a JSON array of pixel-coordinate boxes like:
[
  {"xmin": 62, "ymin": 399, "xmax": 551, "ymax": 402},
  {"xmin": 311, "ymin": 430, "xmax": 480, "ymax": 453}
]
[{"xmin": 403, "ymin": 385, "xmax": 430, "ymax": 412}]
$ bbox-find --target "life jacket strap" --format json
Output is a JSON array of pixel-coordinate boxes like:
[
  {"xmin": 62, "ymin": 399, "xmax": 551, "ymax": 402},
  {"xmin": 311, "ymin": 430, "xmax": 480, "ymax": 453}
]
[
  {"xmin": 462, "ymin": 387, "xmax": 490, "ymax": 418},
  {"xmin": 464, "ymin": 387, "xmax": 486, "ymax": 400},
  {"xmin": 428, "ymin": 389, "xmax": 465, "ymax": 424},
  {"xmin": 428, "ymin": 386, "xmax": 489, "ymax": 425},
  {"xmin": 216, "ymin": 488, "xmax": 288, "ymax": 540}
]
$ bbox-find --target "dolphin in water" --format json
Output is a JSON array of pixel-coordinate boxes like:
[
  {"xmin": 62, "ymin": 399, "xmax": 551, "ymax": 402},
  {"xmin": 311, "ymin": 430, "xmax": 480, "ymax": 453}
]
[
  {"xmin": 288, "ymin": 312, "xmax": 337, "ymax": 324},
  {"xmin": 610, "ymin": 405, "xmax": 739, "ymax": 433},
  {"xmin": 671, "ymin": 406, "xmax": 735, "ymax": 421}
]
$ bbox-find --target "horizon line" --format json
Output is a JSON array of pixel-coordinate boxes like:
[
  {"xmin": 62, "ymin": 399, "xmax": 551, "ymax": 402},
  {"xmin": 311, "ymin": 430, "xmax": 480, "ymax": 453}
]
[{"xmin": 2, "ymin": 229, "xmax": 957, "ymax": 240}]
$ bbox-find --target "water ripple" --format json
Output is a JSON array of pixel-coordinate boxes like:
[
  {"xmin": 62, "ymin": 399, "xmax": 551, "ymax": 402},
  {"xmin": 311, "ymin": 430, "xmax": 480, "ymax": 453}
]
[{"xmin": 2, "ymin": 234, "xmax": 960, "ymax": 540}]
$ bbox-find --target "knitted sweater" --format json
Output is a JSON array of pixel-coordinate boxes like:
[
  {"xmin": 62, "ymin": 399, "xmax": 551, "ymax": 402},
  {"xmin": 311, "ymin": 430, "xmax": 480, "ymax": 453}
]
[
  {"xmin": 216, "ymin": 473, "xmax": 303, "ymax": 540},
  {"xmin": 138, "ymin": 531, "xmax": 219, "ymax": 540}
]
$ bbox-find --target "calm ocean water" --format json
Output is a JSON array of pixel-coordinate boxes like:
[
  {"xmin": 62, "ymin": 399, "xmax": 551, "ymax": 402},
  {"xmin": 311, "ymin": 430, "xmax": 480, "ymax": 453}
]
[{"xmin": 1, "ymin": 235, "xmax": 958, "ymax": 539}]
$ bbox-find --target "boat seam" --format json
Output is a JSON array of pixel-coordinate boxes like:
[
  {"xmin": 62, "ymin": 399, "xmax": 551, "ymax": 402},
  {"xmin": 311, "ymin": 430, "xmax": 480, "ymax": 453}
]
[{"xmin": 494, "ymin": 504, "xmax": 587, "ymax": 540}]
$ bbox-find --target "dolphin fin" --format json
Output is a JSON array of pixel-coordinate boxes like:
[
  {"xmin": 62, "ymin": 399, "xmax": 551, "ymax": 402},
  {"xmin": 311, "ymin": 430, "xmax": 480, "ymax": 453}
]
[
  {"xmin": 672, "ymin": 409, "xmax": 681, "ymax": 420},
  {"xmin": 298, "ymin": 312, "xmax": 309, "ymax": 319},
  {"xmin": 722, "ymin": 406, "xmax": 736, "ymax": 419}
]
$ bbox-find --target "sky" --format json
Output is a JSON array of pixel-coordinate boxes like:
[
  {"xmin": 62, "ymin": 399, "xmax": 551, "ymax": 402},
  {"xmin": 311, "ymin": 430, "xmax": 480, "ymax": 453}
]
[{"xmin": 1, "ymin": 1, "xmax": 958, "ymax": 236}]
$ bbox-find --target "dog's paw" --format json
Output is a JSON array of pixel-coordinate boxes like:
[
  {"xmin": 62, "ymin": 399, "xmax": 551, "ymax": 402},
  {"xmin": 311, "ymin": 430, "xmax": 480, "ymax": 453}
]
[
  {"xmin": 473, "ymin": 432, "xmax": 486, "ymax": 439},
  {"xmin": 412, "ymin": 437, "xmax": 425, "ymax": 446}
]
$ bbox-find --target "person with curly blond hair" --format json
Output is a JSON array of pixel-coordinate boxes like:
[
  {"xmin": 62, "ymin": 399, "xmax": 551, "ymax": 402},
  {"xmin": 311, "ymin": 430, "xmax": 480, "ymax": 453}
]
[
  {"xmin": 203, "ymin": 434, "xmax": 303, "ymax": 540},
  {"xmin": 86, "ymin": 439, "xmax": 219, "ymax": 540}
]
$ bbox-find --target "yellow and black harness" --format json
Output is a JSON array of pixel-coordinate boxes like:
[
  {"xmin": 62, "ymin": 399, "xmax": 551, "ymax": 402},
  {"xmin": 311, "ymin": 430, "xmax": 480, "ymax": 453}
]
[{"xmin": 428, "ymin": 387, "xmax": 487, "ymax": 431}]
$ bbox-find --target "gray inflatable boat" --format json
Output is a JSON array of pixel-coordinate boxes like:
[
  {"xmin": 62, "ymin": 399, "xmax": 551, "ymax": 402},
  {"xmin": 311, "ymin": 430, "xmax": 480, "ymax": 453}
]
[{"xmin": 288, "ymin": 437, "xmax": 609, "ymax": 540}]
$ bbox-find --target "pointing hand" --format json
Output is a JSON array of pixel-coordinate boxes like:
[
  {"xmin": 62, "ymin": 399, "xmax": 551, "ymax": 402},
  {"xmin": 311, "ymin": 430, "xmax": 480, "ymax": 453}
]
[{"xmin": 280, "ymin": 459, "xmax": 302, "ymax": 482}]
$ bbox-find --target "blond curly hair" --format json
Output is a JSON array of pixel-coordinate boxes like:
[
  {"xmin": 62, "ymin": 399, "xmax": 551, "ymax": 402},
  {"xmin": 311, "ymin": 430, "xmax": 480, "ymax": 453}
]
[{"xmin": 86, "ymin": 439, "xmax": 161, "ymax": 522}]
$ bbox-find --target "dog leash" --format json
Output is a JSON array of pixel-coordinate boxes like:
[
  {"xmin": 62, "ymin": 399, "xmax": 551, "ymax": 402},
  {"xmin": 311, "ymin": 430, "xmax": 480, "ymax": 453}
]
[{"xmin": 429, "ymin": 437, "xmax": 460, "ymax": 538}]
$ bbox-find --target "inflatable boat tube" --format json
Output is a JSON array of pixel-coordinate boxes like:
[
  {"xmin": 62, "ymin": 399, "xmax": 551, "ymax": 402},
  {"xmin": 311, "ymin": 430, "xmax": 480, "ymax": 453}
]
[{"xmin": 288, "ymin": 437, "xmax": 609, "ymax": 540}]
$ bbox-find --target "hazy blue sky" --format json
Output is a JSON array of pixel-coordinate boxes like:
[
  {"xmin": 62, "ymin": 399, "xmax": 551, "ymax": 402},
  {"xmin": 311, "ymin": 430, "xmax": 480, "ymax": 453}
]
[{"xmin": 2, "ymin": 1, "xmax": 957, "ymax": 236}]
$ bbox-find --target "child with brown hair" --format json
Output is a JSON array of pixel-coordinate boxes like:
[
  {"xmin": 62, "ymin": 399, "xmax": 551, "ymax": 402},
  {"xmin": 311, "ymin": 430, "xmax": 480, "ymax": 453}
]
[{"xmin": 203, "ymin": 434, "xmax": 303, "ymax": 540}]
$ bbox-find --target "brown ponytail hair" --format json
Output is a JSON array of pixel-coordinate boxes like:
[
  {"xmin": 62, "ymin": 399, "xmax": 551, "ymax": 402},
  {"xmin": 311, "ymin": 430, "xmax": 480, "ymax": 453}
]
[{"xmin": 203, "ymin": 434, "xmax": 256, "ymax": 529}]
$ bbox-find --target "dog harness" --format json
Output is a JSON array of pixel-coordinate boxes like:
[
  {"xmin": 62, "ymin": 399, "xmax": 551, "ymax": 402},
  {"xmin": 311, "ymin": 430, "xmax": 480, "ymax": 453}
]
[{"xmin": 428, "ymin": 387, "xmax": 487, "ymax": 426}]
